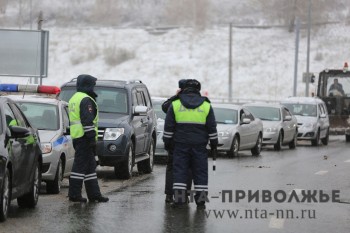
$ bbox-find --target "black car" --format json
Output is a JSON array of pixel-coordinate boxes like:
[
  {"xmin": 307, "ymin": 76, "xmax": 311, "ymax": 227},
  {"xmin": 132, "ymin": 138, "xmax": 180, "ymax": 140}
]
[
  {"xmin": 0, "ymin": 97, "xmax": 42, "ymax": 222},
  {"xmin": 58, "ymin": 79, "xmax": 157, "ymax": 179}
]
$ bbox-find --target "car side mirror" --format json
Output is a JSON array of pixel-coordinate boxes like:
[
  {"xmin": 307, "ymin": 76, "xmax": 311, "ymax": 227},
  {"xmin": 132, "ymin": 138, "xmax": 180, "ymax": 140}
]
[
  {"xmin": 241, "ymin": 118, "xmax": 251, "ymax": 124},
  {"xmin": 284, "ymin": 115, "xmax": 292, "ymax": 121},
  {"xmin": 64, "ymin": 126, "xmax": 71, "ymax": 135},
  {"xmin": 134, "ymin": 106, "xmax": 147, "ymax": 116},
  {"xmin": 9, "ymin": 126, "xmax": 31, "ymax": 138}
]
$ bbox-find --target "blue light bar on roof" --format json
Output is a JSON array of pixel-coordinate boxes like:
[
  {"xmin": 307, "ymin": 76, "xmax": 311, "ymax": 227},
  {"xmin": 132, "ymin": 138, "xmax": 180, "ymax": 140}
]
[{"xmin": 0, "ymin": 84, "xmax": 18, "ymax": 92}]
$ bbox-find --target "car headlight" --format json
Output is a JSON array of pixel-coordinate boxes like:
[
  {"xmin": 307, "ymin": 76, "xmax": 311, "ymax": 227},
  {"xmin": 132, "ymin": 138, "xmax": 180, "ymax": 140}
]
[
  {"xmin": 41, "ymin": 143, "xmax": 52, "ymax": 154},
  {"xmin": 103, "ymin": 128, "xmax": 124, "ymax": 141},
  {"xmin": 303, "ymin": 123, "xmax": 316, "ymax": 129},
  {"xmin": 218, "ymin": 131, "xmax": 231, "ymax": 139},
  {"xmin": 264, "ymin": 127, "xmax": 278, "ymax": 133}
]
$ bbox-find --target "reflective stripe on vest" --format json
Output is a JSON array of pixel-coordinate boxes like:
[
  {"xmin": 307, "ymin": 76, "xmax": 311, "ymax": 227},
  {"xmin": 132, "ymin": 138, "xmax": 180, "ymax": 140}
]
[
  {"xmin": 172, "ymin": 99, "xmax": 210, "ymax": 124},
  {"xmin": 68, "ymin": 92, "xmax": 99, "ymax": 140}
]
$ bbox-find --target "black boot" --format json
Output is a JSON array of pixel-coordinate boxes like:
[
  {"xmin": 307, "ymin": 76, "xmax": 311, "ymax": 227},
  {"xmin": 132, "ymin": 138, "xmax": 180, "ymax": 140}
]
[
  {"xmin": 89, "ymin": 195, "xmax": 109, "ymax": 203},
  {"xmin": 69, "ymin": 196, "xmax": 87, "ymax": 203},
  {"xmin": 165, "ymin": 194, "xmax": 174, "ymax": 204}
]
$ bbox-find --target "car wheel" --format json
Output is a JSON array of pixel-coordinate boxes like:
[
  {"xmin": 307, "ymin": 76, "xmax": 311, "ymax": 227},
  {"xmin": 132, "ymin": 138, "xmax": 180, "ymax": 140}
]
[
  {"xmin": 227, "ymin": 136, "xmax": 239, "ymax": 157},
  {"xmin": 289, "ymin": 130, "xmax": 297, "ymax": 149},
  {"xmin": 0, "ymin": 168, "xmax": 11, "ymax": 222},
  {"xmin": 137, "ymin": 138, "xmax": 155, "ymax": 174},
  {"xmin": 311, "ymin": 129, "xmax": 320, "ymax": 146},
  {"xmin": 17, "ymin": 161, "xmax": 41, "ymax": 208},
  {"xmin": 274, "ymin": 131, "xmax": 283, "ymax": 151},
  {"xmin": 46, "ymin": 158, "xmax": 63, "ymax": 194},
  {"xmin": 114, "ymin": 142, "xmax": 134, "ymax": 179},
  {"xmin": 321, "ymin": 129, "xmax": 329, "ymax": 145},
  {"xmin": 346, "ymin": 134, "xmax": 350, "ymax": 142},
  {"xmin": 251, "ymin": 133, "xmax": 262, "ymax": 156}
]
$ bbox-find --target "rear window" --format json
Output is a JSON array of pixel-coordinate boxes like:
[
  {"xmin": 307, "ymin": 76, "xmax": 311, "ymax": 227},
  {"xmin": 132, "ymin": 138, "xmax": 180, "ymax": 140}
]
[
  {"xmin": 246, "ymin": 106, "xmax": 281, "ymax": 121},
  {"xmin": 282, "ymin": 103, "xmax": 317, "ymax": 117},
  {"xmin": 213, "ymin": 107, "xmax": 238, "ymax": 124},
  {"xmin": 59, "ymin": 86, "xmax": 128, "ymax": 114}
]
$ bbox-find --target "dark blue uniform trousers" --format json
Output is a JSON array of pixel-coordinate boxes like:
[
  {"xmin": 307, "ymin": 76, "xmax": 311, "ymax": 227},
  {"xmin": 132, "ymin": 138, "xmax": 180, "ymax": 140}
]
[
  {"xmin": 68, "ymin": 138, "xmax": 102, "ymax": 199},
  {"xmin": 173, "ymin": 143, "xmax": 208, "ymax": 204}
]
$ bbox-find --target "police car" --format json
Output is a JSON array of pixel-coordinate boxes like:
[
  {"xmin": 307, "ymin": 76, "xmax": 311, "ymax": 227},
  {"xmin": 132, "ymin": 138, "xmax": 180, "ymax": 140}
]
[{"xmin": 1, "ymin": 84, "xmax": 74, "ymax": 194}]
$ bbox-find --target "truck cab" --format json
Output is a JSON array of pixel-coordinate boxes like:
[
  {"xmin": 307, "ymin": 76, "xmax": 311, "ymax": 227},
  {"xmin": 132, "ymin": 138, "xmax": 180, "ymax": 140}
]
[{"xmin": 317, "ymin": 64, "xmax": 350, "ymax": 141}]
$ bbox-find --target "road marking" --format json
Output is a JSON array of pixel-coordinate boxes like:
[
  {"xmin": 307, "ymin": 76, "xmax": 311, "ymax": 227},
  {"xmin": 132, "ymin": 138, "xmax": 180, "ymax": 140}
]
[
  {"xmin": 345, "ymin": 159, "xmax": 350, "ymax": 163},
  {"xmin": 315, "ymin": 170, "xmax": 328, "ymax": 175},
  {"xmin": 269, "ymin": 217, "xmax": 285, "ymax": 229}
]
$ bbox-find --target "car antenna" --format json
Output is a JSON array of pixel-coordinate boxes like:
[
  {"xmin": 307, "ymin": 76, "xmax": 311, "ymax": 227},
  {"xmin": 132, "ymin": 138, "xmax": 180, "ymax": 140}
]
[{"xmin": 22, "ymin": 78, "xmax": 30, "ymax": 99}]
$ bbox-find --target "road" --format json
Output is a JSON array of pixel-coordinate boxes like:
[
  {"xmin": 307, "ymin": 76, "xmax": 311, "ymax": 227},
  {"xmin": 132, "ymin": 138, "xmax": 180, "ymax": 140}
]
[{"xmin": 1, "ymin": 136, "xmax": 350, "ymax": 233}]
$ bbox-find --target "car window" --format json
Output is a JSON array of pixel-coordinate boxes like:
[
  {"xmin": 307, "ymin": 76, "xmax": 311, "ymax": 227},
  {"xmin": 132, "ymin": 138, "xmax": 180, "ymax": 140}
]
[
  {"xmin": 62, "ymin": 106, "xmax": 70, "ymax": 128},
  {"xmin": 213, "ymin": 107, "xmax": 237, "ymax": 124},
  {"xmin": 282, "ymin": 107, "xmax": 292, "ymax": 119},
  {"xmin": 10, "ymin": 104, "xmax": 29, "ymax": 128},
  {"xmin": 243, "ymin": 109, "xmax": 255, "ymax": 121},
  {"xmin": 4, "ymin": 104, "xmax": 18, "ymax": 127},
  {"xmin": 136, "ymin": 92, "xmax": 146, "ymax": 106},
  {"xmin": 141, "ymin": 88, "xmax": 152, "ymax": 108},
  {"xmin": 153, "ymin": 101, "xmax": 166, "ymax": 120},
  {"xmin": 94, "ymin": 87, "xmax": 128, "ymax": 114},
  {"xmin": 282, "ymin": 103, "xmax": 317, "ymax": 117},
  {"xmin": 17, "ymin": 102, "xmax": 59, "ymax": 130},
  {"xmin": 58, "ymin": 87, "xmax": 76, "ymax": 102},
  {"xmin": 246, "ymin": 106, "xmax": 281, "ymax": 121}
]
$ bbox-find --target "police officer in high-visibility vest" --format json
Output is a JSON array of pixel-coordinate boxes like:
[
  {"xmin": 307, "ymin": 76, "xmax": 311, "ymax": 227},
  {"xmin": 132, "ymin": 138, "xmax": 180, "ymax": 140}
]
[
  {"xmin": 68, "ymin": 74, "xmax": 108, "ymax": 203},
  {"xmin": 163, "ymin": 79, "xmax": 218, "ymax": 209}
]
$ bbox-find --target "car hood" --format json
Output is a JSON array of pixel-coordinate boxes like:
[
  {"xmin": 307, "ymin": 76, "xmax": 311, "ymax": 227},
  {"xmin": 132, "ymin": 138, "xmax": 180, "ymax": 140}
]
[
  {"xmin": 217, "ymin": 123, "xmax": 236, "ymax": 133},
  {"xmin": 38, "ymin": 130, "xmax": 60, "ymax": 143},
  {"xmin": 261, "ymin": 121, "xmax": 280, "ymax": 128},
  {"xmin": 98, "ymin": 112, "xmax": 129, "ymax": 128},
  {"xmin": 294, "ymin": 115, "xmax": 316, "ymax": 124}
]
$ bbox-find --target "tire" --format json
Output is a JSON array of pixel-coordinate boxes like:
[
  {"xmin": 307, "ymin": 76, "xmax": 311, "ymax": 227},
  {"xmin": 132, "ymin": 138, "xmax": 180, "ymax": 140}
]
[
  {"xmin": 0, "ymin": 168, "xmax": 11, "ymax": 222},
  {"xmin": 289, "ymin": 131, "xmax": 297, "ymax": 149},
  {"xmin": 17, "ymin": 161, "xmax": 40, "ymax": 208},
  {"xmin": 137, "ymin": 138, "xmax": 155, "ymax": 174},
  {"xmin": 346, "ymin": 134, "xmax": 350, "ymax": 142},
  {"xmin": 274, "ymin": 131, "xmax": 283, "ymax": 151},
  {"xmin": 227, "ymin": 136, "xmax": 239, "ymax": 157},
  {"xmin": 321, "ymin": 129, "xmax": 329, "ymax": 145},
  {"xmin": 114, "ymin": 142, "xmax": 134, "ymax": 179},
  {"xmin": 251, "ymin": 133, "xmax": 262, "ymax": 156},
  {"xmin": 311, "ymin": 129, "xmax": 320, "ymax": 146},
  {"xmin": 46, "ymin": 158, "xmax": 63, "ymax": 194}
]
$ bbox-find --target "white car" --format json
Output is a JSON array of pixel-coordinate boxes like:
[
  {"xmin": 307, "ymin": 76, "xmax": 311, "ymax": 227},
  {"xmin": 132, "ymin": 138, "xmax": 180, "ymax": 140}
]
[
  {"xmin": 281, "ymin": 97, "xmax": 330, "ymax": 146},
  {"xmin": 244, "ymin": 103, "xmax": 298, "ymax": 151},
  {"xmin": 152, "ymin": 97, "xmax": 168, "ymax": 157},
  {"xmin": 212, "ymin": 104, "xmax": 263, "ymax": 157}
]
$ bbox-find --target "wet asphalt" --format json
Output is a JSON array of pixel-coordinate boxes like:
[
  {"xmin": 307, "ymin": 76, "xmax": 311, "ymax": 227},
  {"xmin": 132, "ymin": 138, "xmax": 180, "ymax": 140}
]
[{"xmin": 1, "ymin": 136, "xmax": 350, "ymax": 233}]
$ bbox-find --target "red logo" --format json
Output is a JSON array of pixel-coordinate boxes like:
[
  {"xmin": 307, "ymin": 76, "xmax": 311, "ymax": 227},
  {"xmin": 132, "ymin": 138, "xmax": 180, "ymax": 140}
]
[{"xmin": 88, "ymin": 105, "xmax": 93, "ymax": 113}]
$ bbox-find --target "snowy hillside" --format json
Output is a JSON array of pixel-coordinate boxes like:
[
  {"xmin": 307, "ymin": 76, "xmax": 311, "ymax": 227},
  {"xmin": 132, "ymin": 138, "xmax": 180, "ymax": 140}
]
[{"xmin": 2, "ymin": 23, "xmax": 350, "ymax": 102}]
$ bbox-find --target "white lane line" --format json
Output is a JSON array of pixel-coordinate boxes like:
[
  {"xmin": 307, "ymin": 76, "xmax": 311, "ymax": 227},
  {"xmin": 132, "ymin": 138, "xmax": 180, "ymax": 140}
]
[
  {"xmin": 315, "ymin": 170, "xmax": 328, "ymax": 175},
  {"xmin": 345, "ymin": 159, "xmax": 350, "ymax": 163},
  {"xmin": 269, "ymin": 217, "xmax": 285, "ymax": 229}
]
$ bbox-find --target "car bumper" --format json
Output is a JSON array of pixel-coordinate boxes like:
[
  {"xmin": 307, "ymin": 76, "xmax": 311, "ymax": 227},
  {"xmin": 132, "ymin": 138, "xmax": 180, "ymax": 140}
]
[
  {"xmin": 262, "ymin": 131, "xmax": 279, "ymax": 145},
  {"xmin": 297, "ymin": 128, "xmax": 317, "ymax": 140},
  {"xmin": 96, "ymin": 135, "xmax": 130, "ymax": 166},
  {"xmin": 42, "ymin": 150, "xmax": 60, "ymax": 181},
  {"xmin": 217, "ymin": 136, "xmax": 232, "ymax": 151}
]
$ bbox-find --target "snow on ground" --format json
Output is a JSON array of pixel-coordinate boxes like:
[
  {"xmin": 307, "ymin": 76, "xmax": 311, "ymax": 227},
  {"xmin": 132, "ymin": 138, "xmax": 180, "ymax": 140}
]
[{"xmin": 2, "ymin": 24, "xmax": 350, "ymax": 102}]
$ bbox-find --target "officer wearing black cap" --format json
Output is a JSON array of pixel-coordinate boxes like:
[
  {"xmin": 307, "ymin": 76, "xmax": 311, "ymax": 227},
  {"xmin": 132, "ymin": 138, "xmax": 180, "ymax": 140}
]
[
  {"xmin": 68, "ymin": 74, "xmax": 109, "ymax": 203},
  {"xmin": 162, "ymin": 79, "xmax": 192, "ymax": 204},
  {"xmin": 163, "ymin": 79, "xmax": 218, "ymax": 209}
]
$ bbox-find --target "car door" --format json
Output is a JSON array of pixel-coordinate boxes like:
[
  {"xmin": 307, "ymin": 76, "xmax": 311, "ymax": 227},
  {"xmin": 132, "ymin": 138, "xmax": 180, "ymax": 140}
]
[
  {"xmin": 62, "ymin": 105, "xmax": 74, "ymax": 176},
  {"xmin": 318, "ymin": 103, "xmax": 329, "ymax": 138},
  {"xmin": 5, "ymin": 103, "xmax": 34, "ymax": 193},
  {"xmin": 141, "ymin": 87, "xmax": 155, "ymax": 152},
  {"xmin": 237, "ymin": 109, "xmax": 250, "ymax": 149},
  {"xmin": 243, "ymin": 109, "xmax": 260, "ymax": 147},
  {"xmin": 281, "ymin": 107, "xmax": 295, "ymax": 142},
  {"xmin": 131, "ymin": 89, "xmax": 147, "ymax": 155}
]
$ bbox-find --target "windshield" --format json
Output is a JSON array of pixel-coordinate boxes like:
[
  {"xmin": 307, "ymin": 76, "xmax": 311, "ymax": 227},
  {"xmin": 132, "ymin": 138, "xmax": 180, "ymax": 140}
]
[
  {"xmin": 326, "ymin": 76, "xmax": 350, "ymax": 97},
  {"xmin": 153, "ymin": 101, "xmax": 166, "ymax": 120},
  {"xmin": 17, "ymin": 102, "xmax": 59, "ymax": 130},
  {"xmin": 283, "ymin": 103, "xmax": 317, "ymax": 117},
  {"xmin": 59, "ymin": 87, "xmax": 128, "ymax": 114},
  {"xmin": 246, "ymin": 106, "xmax": 281, "ymax": 121},
  {"xmin": 213, "ymin": 107, "xmax": 237, "ymax": 124}
]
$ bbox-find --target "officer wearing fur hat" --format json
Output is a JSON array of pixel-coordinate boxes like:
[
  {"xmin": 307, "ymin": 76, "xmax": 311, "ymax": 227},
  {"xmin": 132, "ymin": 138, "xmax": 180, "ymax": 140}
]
[
  {"xmin": 68, "ymin": 74, "xmax": 109, "ymax": 203},
  {"xmin": 163, "ymin": 79, "xmax": 218, "ymax": 209}
]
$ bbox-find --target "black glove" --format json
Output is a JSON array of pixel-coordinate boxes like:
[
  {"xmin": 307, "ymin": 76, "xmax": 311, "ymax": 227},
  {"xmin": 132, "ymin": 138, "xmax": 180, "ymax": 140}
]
[
  {"xmin": 210, "ymin": 144, "xmax": 217, "ymax": 150},
  {"xmin": 164, "ymin": 140, "xmax": 174, "ymax": 151}
]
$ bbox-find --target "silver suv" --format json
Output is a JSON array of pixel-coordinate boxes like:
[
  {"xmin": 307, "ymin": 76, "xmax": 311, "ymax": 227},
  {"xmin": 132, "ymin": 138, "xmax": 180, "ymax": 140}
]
[{"xmin": 281, "ymin": 97, "xmax": 330, "ymax": 146}]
